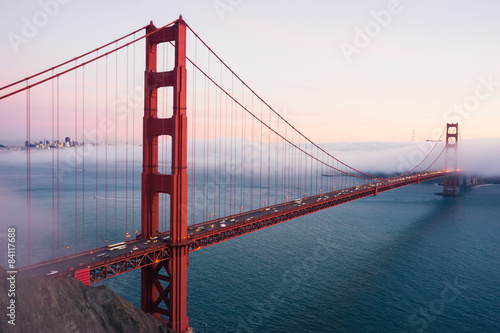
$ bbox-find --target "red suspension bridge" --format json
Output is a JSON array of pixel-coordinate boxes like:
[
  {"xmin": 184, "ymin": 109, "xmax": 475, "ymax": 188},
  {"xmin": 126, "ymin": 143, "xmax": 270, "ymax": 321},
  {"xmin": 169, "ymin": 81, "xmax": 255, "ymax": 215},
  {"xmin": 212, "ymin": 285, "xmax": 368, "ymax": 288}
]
[{"xmin": 0, "ymin": 17, "xmax": 460, "ymax": 333}]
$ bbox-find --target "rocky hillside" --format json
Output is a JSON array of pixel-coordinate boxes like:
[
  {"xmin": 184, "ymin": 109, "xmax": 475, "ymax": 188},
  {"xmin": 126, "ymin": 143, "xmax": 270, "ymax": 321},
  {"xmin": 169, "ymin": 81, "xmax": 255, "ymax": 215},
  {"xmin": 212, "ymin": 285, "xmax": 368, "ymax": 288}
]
[{"xmin": 0, "ymin": 268, "xmax": 177, "ymax": 333}]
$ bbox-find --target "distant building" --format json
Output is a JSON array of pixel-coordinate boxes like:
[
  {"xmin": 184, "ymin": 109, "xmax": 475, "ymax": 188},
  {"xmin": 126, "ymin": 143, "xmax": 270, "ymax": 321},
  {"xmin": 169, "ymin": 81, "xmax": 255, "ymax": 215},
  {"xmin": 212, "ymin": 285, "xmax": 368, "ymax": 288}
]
[{"xmin": 20, "ymin": 137, "xmax": 77, "ymax": 149}]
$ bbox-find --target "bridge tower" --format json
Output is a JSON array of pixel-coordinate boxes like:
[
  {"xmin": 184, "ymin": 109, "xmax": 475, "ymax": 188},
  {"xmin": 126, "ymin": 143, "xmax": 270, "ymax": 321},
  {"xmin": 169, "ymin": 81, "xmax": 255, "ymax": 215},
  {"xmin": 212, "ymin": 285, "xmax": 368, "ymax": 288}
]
[
  {"xmin": 141, "ymin": 17, "xmax": 191, "ymax": 333},
  {"xmin": 442, "ymin": 123, "xmax": 459, "ymax": 196}
]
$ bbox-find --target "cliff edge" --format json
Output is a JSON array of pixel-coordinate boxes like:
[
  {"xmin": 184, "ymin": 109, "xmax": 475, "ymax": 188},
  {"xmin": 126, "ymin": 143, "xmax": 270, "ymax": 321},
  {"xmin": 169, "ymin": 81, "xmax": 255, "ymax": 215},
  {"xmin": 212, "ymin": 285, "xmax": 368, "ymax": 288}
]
[{"xmin": 0, "ymin": 268, "xmax": 176, "ymax": 333}]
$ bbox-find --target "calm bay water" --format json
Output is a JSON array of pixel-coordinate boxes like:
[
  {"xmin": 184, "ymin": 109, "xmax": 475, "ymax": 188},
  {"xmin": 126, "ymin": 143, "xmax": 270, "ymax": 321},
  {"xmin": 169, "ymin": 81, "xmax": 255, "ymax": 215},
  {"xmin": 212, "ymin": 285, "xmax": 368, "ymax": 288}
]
[
  {"xmin": 0, "ymin": 155, "xmax": 499, "ymax": 332},
  {"xmin": 102, "ymin": 182, "xmax": 500, "ymax": 333}
]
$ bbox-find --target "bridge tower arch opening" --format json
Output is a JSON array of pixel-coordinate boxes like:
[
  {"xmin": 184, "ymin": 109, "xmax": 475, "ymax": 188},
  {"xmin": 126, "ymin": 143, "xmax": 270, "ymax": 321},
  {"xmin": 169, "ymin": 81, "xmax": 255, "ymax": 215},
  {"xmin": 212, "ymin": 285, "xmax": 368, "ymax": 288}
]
[{"xmin": 141, "ymin": 16, "xmax": 191, "ymax": 333}]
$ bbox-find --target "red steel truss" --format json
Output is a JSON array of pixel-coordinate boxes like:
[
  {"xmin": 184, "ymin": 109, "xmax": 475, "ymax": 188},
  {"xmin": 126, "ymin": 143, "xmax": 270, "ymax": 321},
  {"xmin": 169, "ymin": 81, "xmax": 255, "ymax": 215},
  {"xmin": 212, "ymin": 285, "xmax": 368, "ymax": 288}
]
[
  {"xmin": 34, "ymin": 172, "xmax": 449, "ymax": 285},
  {"xmin": 187, "ymin": 171, "xmax": 448, "ymax": 251}
]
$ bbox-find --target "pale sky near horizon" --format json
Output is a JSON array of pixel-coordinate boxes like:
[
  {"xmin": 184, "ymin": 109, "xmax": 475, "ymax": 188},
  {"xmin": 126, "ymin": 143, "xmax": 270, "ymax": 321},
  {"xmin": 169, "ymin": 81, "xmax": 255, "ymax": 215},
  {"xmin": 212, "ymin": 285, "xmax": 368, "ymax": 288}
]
[{"xmin": 1, "ymin": 0, "xmax": 499, "ymax": 143}]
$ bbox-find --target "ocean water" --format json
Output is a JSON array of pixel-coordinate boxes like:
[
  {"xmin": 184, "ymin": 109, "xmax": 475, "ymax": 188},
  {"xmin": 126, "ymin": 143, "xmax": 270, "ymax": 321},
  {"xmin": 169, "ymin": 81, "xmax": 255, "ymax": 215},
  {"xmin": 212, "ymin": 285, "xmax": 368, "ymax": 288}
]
[
  {"xmin": 1, "ymin": 154, "xmax": 499, "ymax": 332},
  {"xmin": 101, "ymin": 182, "xmax": 500, "ymax": 333}
]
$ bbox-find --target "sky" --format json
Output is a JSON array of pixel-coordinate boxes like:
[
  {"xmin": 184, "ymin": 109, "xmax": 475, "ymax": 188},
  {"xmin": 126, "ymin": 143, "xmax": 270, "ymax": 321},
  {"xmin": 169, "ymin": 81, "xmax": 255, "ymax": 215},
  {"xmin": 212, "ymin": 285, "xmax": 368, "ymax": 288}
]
[
  {"xmin": 1, "ymin": 0, "xmax": 500, "ymax": 143},
  {"xmin": 1, "ymin": 0, "xmax": 500, "ymax": 268}
]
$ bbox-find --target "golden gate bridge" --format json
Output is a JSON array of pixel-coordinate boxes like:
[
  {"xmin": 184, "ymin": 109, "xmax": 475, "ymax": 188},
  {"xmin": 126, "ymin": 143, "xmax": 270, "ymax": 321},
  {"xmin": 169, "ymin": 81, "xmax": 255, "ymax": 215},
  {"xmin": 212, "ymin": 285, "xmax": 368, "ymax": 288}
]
[{"xmin": 0, "ymin": 16, "xmax": 460, "ymax": 333}]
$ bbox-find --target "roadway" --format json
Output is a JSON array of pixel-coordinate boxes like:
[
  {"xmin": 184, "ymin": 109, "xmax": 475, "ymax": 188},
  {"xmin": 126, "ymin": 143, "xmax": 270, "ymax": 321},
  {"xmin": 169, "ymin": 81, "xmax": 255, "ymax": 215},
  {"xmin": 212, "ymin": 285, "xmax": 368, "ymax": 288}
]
[{"xmin": 20, "ymin": 171, "xmax": 448, "ymax": 281}]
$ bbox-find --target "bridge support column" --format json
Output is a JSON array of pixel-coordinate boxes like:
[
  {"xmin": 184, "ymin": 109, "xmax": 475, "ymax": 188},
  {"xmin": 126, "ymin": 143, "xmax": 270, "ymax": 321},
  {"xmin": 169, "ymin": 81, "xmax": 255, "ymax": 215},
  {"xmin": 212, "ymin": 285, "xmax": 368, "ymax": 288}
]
[
  {"xmin": 441, "ymin": 123, "xmax": 460, "ymax": 197},
  {"xmin": 141, "ymin": 17, "xmax": 191, "ymax": 333}
]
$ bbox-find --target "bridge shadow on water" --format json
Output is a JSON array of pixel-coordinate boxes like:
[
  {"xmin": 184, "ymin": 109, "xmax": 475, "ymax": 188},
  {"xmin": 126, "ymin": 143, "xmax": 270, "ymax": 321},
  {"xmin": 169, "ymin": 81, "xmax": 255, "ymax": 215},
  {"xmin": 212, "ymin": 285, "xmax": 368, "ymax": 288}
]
[{"xmin": 260, "ymin": 187, "xmax": 465, "ymax": 333}]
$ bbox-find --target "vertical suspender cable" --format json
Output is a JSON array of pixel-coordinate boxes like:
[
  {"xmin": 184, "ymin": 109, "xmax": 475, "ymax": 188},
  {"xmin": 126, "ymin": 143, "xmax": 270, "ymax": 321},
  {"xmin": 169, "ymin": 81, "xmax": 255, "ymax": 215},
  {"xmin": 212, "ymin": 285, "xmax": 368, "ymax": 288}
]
[
  {"xmin": 74, "ymin": 61, "xmax": 77, "ymax": 254},
  {"xmin": 267, "ymin": 106, "xmax": 271, "ymax": 206},
  {"xmin": 190, "ymin": 38, "xmax": 197, "ymax": 225},
  {"xmin": 212, "ymin": 60, "xmax": 217, "ymax": 220},
  {"xmin": 230, "ymin": 76, "xmax": 234, "ymax": 215},
  {"xmin": 126, "ymin": 46, "xmax": 129, "ymax": 235},
  {"xmin": 241, "ymin": 84, "xmax": 244, "ymax": 212},
  {"xmin": 56, "ymin": 77, "xmax": 60, "ymax": 257},
  {"xmin": 207, "ymin": 53, "xmax": 211, "ymax": 221},
  {"xmin": 213, "ymin": 64, "xmax": 218, "ymax": 219},
  {"xmin": 224, "ymin": 90, "xmax": 228, "ymax": 217},
  {"xmin": 261, "ymin": 102, "xmax": 264, "ymax": 207},
  {"xmin": 26, "ymin": 84, "xmax": 31, "ymax": 265},
  {"xmin": 82, "ymin": 65, "xmax": 85, "ymax": 251},
  {"xmin": 250, "ymin": 95, "xmax": 254, "ymax": 210},
  {"xmin": 51, "ymin": 71, "xmax": 55, "ymax": 258},
  {"xmin": 132, "ymin": 36, "xmax": 136, "ymax": 235},
  {"xmin": 114, "ymin": 44, "xmax": 118, "ymax": 243},
  {"xmin": 96, "ymin": 51, "xmax": 99, "ymax": 249},
  {"xmin": 275, "ymin": 114, "xmax": 279, "ymax": 205},
  {"xmin": 218, "ymin": 64, "xmax": 222, "ymax": 218},
  {"xmin": 105, "ymin": 55, "xmax": 108, "ymax": 243},
  {"xmin": 203, "ymin": 68, "xmax": 207, "ymax": 222}
]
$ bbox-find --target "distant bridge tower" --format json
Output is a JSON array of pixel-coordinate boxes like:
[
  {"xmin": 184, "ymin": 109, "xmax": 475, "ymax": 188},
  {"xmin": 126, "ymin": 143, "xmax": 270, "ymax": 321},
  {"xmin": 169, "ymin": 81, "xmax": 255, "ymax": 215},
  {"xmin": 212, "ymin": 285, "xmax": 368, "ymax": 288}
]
[
  {"xmin": 141, "ymin": 17, "xmax": 191, "ymax": 333},
  {"xmin": 442, "ymin": 123, "xmax": 459, "ymax": 196}
]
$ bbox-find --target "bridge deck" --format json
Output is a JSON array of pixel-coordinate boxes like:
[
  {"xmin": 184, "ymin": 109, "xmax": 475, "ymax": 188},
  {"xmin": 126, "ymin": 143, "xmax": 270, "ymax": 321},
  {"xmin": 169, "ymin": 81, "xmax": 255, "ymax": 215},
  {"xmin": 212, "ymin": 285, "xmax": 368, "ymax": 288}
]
[{"xmin": 20, "ymin": 171, "xmax": 450, "ymax": 284}]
